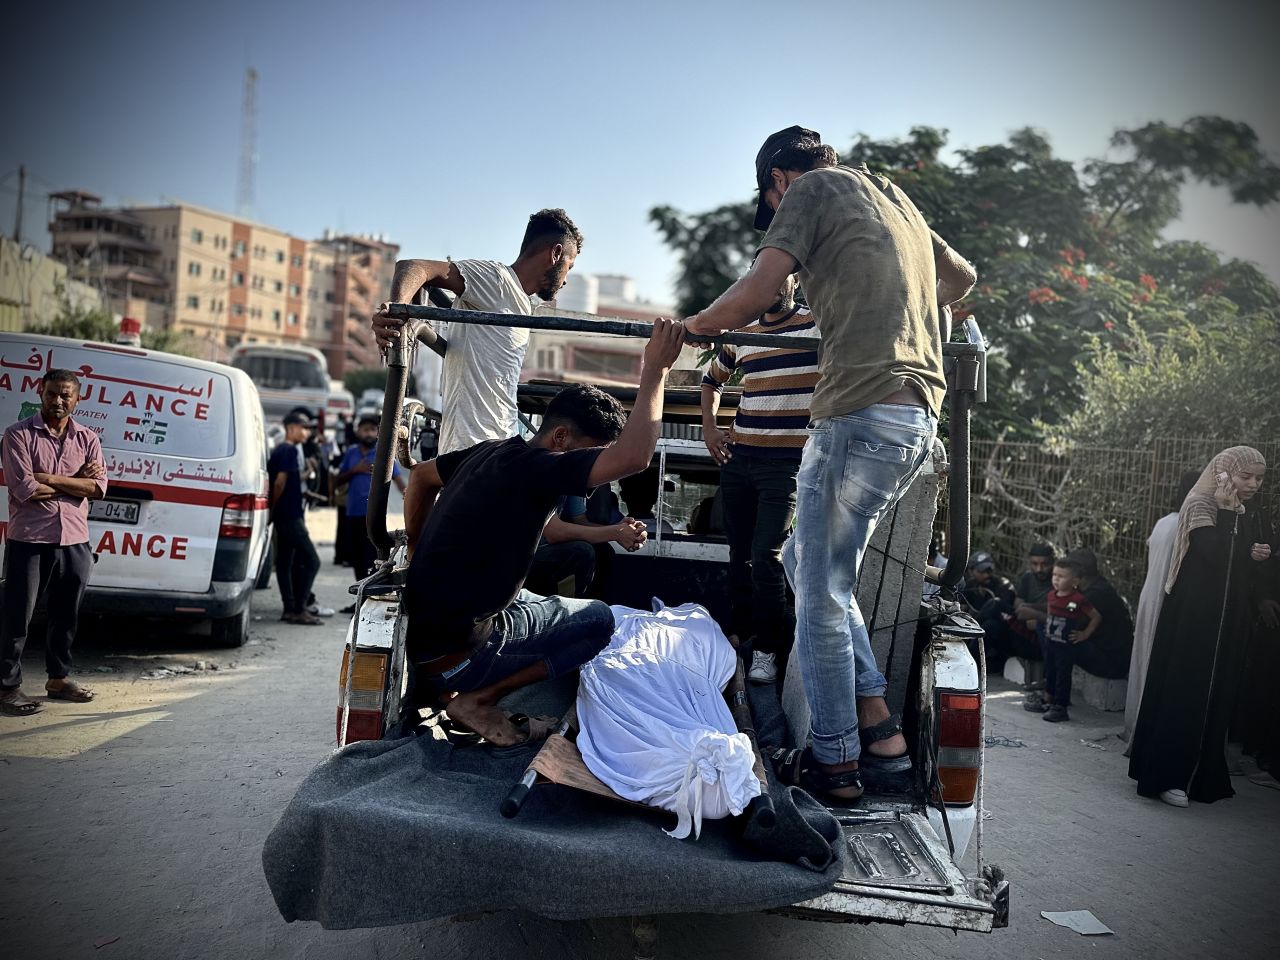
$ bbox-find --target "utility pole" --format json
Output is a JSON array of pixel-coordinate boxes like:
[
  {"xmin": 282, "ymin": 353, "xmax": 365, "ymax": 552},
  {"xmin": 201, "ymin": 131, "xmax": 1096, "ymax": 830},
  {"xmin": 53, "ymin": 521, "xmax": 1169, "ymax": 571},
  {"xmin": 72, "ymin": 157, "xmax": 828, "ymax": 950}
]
[
  {"xmin": 236, "ymin": 68, "xmax": 258, "ymax": 219},
  {"xmin": 12, "ymin": 164, "xmax": 25, "ymax": 242}
]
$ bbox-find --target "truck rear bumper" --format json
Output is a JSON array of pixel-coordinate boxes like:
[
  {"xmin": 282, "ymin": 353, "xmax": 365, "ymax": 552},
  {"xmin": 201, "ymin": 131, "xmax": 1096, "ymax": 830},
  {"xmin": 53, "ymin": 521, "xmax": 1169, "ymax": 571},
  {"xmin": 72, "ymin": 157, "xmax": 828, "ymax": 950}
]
[{"xmin": 779, "ymin": 809, "xmax": 997, "ymax": 932}]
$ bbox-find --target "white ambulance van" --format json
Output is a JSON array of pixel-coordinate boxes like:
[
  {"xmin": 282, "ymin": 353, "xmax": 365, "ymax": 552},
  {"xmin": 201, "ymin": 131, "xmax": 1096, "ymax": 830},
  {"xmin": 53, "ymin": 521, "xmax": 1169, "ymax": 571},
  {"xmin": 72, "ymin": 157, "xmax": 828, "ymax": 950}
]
[{"xmin": 0, "ymin": 333, "xmax": 271, "ymax": 646}]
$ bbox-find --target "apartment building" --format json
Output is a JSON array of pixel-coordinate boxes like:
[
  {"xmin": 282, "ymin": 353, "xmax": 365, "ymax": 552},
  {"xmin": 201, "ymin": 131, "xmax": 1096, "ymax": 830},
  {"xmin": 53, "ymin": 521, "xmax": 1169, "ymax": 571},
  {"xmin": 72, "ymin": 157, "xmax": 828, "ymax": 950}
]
[
  {"xmin": 49, "ymin": 194, "xmax": 396, "ymax": 374},
  {"xmin": 312, "ymin": 232, "xmax": 397, "ymax": 375}
]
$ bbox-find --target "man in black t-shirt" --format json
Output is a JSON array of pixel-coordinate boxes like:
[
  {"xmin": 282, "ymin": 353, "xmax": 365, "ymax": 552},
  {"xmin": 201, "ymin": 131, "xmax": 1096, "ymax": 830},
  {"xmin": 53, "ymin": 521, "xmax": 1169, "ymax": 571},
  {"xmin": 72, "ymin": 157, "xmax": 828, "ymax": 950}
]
[
  {"xmin": 269, "ymin": 411, "xmax": 323, "ymax": 625},
  {"xmin": 1010, "ymin": 542, "xmax": 1056, "ymax": 660},
  {"xmin": 401, "ymin": 319, "xmax": 686, "ymax": 746}
]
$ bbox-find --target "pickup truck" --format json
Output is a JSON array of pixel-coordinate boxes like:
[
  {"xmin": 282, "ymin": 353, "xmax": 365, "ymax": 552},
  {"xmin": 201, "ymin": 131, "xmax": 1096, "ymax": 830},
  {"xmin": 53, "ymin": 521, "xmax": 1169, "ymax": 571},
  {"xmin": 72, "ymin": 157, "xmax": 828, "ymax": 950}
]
[{"xmin": 315, "ymin": 313, "xmax": 1008, "ymax": 946}]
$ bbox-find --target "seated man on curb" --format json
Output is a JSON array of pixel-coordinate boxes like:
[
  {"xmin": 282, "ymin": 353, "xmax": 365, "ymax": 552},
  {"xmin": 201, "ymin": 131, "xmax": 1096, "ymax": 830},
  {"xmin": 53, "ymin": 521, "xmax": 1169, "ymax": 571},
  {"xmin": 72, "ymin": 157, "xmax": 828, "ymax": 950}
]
[{"xmin": 400, "ymin": 319, "xmax": 686, "ymax": 746}]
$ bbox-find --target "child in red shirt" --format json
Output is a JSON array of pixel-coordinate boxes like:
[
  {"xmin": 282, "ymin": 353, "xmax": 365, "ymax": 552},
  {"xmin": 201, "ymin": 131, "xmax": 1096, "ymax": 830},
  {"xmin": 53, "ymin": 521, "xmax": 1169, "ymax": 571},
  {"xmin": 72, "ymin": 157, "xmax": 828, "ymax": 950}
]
[{"xmin": 1041, "ymin": 558, "xmax": 1103, "ymax": 722}]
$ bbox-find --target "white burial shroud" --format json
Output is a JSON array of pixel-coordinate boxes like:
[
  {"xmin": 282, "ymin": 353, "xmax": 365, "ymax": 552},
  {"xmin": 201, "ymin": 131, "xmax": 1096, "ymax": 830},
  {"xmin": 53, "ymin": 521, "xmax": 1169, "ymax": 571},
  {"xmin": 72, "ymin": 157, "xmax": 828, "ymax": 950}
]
[{"xmin": 577, "ymin": 601, "xmax": 762, "ymax": 840}]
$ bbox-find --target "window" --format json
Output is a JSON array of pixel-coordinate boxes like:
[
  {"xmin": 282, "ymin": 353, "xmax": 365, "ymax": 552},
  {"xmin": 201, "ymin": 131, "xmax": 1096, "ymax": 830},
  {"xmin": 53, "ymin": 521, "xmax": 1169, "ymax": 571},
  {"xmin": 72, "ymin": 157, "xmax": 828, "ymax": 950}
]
[
  {"xmin": 233, "ymin": 271, "xmax": 244, "ymax": 286},
  {"xmin": 233, "ymin": 239, "xmax": 245, "ymax": 257},
  {"xmin": 233, "ymin": 304, "xmax": 245, "ymax": 316},
  {"xmin": 186, "ymin": 295, "xmax": 200, "ymax": 309},
  {"xmin": 287, "ymin": 312, "xmax": 298, "ymax": 326},
  {"xmin": 275, "ymin": 250, "xmax": 285, "ymax": 263},
  {"xmin": 273, "ymin": 280, "xmax": 283, "ymax": 293},
  {"xmin": 228, "ymin": 352, "xmax": 327, "ymax": 390},
  {"xmin": 291, "ymin": 254, "xmax": 303, "ymax": 268},
  {"xmin": 289, "ymin": 284, "xmax": 300, "ymax": 297},
  {"xmin": 569, "ymin": 347, "xmax": 640, "ymax": 380},
  {"xmin": 272, "ymin": 309, "xmax": 282, "ymax": 326},
  {"xmin": 188, "ymin": 261, "xmax": 201, "ymax": 277},
  {"xmin": 190, "ymin": 228, "xmax": 203, "ymax": 244},
  {"xmin": 324, "ymin": 292, "xmax": 336, "ymax": 304}
]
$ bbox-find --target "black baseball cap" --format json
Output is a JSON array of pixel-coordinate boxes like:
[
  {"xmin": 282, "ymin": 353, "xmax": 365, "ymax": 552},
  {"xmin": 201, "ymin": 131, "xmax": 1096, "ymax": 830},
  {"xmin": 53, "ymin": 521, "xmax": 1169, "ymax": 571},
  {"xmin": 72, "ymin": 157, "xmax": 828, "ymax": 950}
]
[
  {"xmin": 753, "ymin": 125, "xmax": 822, "ymax": 230},
  {"xmin": 357, "ymin": 412, "xmax": 380, "ymax": 427},
  {"xmin": 968, "ymin": 551, "xmax": 995, "ymax": 573},
  {"xmin": 283, "ymin": 410, "xmax": 316, "ymax": 428}
]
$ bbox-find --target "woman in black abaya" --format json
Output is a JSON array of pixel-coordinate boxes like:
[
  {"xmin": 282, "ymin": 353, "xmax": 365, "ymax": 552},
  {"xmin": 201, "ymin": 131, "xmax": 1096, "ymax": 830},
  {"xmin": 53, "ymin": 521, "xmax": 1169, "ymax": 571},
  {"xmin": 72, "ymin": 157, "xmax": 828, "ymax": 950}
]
[{"xmin": 1128, "ymin": 446, "xmax": 1271, "ymax": 806}]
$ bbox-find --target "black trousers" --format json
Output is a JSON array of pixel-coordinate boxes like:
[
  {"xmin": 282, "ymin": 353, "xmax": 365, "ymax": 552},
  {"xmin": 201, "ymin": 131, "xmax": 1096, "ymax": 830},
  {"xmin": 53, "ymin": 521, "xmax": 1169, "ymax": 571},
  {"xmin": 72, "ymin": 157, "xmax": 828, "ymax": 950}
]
[
  {"xmin": 526, "ymin": 540, "xmax": 597, "ymax": 598},
  {"xmin": 346, "ymin": 513, "xmax": 377, "ymax": 581},
  {"xmin": 0, "ymin": 540, "xmax": 93, "ymax": 689},
  {"xmin": 333, "ymin": 504, "xmax": 350, "ymax": 563},
  {"xmin": 274, "ymin": 517, "xmax": 320, "ymax": 615},
  {"xmin": 719, "ymin": 452, "xmax": 798, "ymax": 655}
]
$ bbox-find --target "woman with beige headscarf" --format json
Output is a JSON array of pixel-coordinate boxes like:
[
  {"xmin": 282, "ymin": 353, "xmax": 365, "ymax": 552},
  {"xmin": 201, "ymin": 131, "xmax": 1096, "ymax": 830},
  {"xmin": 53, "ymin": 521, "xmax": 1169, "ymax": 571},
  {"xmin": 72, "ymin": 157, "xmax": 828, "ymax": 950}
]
[{"xmin": 1128, "ymin": 446, "xmax": 1271, "ymax": 807}]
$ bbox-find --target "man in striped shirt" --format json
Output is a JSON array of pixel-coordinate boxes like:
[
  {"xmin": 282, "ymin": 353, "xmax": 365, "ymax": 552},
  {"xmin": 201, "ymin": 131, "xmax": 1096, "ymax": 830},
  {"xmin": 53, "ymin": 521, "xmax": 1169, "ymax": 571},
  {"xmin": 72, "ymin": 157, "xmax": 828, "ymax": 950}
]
[{"xmin": 701, "ymin": 275, "xmax": 819, "ymax": 684}]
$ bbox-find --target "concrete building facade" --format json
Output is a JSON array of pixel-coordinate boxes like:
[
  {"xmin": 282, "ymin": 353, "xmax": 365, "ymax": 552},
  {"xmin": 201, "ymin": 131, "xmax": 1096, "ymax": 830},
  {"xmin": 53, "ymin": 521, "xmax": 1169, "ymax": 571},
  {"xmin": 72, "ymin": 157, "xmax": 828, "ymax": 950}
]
[
  {"xmin": 48, "ymin": 194, "xmax": 396, "ymax": 373},
  {"xmin": 520, "ymin": 272, "xmax": 692, "ymax": 387}
]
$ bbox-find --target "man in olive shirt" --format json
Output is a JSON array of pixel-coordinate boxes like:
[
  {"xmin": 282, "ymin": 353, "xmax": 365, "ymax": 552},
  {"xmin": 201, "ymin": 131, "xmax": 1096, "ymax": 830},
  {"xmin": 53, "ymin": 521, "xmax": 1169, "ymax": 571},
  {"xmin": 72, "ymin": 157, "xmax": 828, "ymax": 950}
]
[{"xmin": 683, "ymin": 126, "xmax": 976, "ymax": 800}]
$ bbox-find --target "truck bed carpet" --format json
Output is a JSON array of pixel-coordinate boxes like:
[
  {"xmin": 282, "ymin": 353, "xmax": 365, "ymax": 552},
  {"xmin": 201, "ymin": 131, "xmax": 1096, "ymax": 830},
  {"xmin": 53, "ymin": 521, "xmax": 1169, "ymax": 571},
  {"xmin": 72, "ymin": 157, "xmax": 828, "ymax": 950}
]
[{"xmin": 262, "ymin": 686, "xmax": 840, "ymax": 928}]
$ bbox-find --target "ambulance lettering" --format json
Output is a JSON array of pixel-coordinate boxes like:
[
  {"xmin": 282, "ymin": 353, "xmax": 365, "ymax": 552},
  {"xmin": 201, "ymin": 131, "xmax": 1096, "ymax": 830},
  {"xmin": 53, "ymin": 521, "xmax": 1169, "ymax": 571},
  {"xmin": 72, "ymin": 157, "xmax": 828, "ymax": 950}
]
[
  {"xmin": 95, "ymin": 530, "xmax": 189, "ymax": 560},
  {"xmin": 0, "ymin": 374, "xmax": 43, "ymax": 393}
]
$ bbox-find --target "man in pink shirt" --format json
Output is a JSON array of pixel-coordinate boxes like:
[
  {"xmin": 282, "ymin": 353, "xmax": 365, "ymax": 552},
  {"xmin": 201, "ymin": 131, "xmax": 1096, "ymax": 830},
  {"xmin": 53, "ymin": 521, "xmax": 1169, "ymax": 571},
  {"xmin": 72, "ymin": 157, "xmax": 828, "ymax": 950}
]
[{"xmin": 1, "ymin": 369, "xmax": 107, "ymax": 716}]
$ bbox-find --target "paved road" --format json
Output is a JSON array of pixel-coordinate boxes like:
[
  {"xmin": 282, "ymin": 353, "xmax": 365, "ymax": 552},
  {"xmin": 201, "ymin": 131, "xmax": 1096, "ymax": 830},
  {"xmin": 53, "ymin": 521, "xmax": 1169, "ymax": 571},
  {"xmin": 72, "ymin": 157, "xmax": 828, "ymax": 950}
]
[{"xmin": 3, "ymin": 509, "xmax": 1278, "ymax": 959}]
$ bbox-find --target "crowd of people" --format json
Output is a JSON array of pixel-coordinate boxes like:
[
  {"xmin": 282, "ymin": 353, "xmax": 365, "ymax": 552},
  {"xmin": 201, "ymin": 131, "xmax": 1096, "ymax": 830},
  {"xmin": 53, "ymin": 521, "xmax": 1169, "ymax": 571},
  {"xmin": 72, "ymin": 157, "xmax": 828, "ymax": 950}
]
[{"xmin": 955, "ymin": 444, "xmax": 1276, "ymax": 808}]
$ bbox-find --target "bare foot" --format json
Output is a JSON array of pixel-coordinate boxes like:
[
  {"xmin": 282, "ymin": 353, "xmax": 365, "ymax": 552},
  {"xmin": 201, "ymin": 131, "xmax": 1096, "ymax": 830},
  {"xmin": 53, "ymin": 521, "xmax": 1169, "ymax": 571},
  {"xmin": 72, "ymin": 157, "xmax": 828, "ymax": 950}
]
[
  {"xmin": 445, "ymin": 693, "xmax": 522, "ymax": 746},
  {"xmin": 857, "ymin": 695, "xmax": 907, "ymax": 757}
]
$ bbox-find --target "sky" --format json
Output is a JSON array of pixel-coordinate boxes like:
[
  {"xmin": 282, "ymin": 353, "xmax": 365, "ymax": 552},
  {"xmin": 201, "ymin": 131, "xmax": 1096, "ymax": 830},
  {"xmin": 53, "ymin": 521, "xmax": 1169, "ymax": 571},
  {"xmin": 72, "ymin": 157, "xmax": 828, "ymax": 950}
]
[{"xmin": 3, "ymin": 0, "xmax": 1279, "ymax": 307}]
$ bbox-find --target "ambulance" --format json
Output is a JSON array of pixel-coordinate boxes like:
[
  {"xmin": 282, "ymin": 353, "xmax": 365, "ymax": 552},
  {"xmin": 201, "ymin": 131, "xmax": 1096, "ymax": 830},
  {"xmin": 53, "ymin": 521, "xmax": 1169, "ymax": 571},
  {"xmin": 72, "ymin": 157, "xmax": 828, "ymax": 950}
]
[{"xmin": 0, "ymin": 333, "xmax": 272, "ymax": 646}]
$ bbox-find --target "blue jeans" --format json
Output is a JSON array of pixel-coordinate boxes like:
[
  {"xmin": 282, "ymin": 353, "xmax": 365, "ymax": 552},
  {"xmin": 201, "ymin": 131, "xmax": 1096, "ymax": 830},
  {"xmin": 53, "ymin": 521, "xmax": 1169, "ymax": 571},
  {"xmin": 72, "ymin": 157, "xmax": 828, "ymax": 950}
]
[
  {"xmin": 430, "ymin": 591, "xmax": 613, "ymax": 695},
  {"xmin": 783, "ymin": 403, "xmax": 936, "ymax": 765}
]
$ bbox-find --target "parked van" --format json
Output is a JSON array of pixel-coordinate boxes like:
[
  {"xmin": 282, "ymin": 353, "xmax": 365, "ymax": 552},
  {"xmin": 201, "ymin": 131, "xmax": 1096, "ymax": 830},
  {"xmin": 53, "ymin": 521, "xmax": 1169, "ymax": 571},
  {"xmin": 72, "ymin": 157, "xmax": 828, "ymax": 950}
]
[
  {"xmin": 229, "ymin": 343, "xmax": 329, "ymax": 429},
  {"xmin": 0, "ymin": 333, "xmax": 272, "ymax": 646}
]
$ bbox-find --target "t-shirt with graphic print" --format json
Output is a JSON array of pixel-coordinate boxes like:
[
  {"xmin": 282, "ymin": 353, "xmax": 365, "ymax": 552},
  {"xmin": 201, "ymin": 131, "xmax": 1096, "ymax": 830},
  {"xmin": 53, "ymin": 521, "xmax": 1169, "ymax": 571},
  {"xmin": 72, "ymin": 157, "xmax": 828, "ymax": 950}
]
[{"xmin": 1044, "ymin": 589, "xmax": 1097, "ymax": 645}]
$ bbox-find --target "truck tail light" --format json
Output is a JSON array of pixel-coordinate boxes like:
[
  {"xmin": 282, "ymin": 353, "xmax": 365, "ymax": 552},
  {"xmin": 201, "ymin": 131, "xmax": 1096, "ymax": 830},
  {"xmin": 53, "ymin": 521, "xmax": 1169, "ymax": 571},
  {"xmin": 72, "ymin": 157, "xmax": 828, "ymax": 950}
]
[
  {"xmin": 219, "ymin": 493, "xmax": 266, "ymax": 539},
  {"xmin": 938, "ymin": 692, "xmax": 981, "ymax": 805},
  {"xmin": 336, "ymin": 647, "xmax": 388, "ymax": 745}
]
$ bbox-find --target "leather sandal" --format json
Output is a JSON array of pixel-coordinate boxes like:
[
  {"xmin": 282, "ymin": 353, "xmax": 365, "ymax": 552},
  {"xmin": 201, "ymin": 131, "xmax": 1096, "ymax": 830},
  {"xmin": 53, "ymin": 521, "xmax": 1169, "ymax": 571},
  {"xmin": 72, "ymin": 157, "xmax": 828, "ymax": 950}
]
[
  {"xmin": 858, "ymin": 713, "xmax": 914, "ymax": 792},
  {"xmin": 1, "ymin": 688, "xmax": 43, "ymax": 716},
  {"xmin": 767, "ymin": 746, "xmax": 864, "ymax": 803},
  {"xmin": 45, "ymin": 679, "xmax": 95, "ymax": 703}
]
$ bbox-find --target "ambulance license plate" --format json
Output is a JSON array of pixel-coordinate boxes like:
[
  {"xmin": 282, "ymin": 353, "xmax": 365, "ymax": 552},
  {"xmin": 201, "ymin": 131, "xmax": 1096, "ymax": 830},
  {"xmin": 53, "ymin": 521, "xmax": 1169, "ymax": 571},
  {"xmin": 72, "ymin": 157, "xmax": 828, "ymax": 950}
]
[{"xmin": 90, "ymin": 500, "xmax": 140, "ymax": 525}]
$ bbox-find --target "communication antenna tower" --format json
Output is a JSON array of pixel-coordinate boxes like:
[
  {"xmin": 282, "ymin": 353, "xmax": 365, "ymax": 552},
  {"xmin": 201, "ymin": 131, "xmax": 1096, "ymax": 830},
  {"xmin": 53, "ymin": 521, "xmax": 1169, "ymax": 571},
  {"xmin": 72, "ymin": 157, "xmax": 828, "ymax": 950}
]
[{"xmin": 236, "ymin": 67, "xmax": 258, "ymax": 218}]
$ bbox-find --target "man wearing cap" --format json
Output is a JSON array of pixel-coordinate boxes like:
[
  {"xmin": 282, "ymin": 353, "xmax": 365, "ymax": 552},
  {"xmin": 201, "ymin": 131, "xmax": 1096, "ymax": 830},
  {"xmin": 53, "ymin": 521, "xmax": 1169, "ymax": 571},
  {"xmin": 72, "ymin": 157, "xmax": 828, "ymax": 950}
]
[
  {"xmin": 270, "ymin": 412, "xmax": 323, "ymax": 625},
  {"xmin": 682, "ymin": 126, "xmax": 976, "ymax": 800},
  {"xmin": 336, "ymin": 412, "xmax": 408, "ymax": 611},
  {"xmin": 960, "ymin": 551, "xmax": 1016, "ymax": 667}
]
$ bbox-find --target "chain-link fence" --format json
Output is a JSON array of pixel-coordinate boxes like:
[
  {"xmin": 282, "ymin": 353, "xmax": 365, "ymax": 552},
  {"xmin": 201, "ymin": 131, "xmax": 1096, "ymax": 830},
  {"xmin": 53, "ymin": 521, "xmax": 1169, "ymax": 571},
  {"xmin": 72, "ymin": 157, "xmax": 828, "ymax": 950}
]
[{"xmin": 941, "ymin": 438, "xmax": 1279, "ymax": 603}]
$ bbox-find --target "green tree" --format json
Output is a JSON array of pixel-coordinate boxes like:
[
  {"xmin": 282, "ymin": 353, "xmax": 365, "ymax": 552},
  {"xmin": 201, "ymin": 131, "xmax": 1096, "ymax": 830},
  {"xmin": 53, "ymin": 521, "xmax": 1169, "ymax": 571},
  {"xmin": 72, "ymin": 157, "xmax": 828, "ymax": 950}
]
[
  {"xmin": 650, "ymin": 118, "xmax": 1280, "ymax": 440},
  {"xmin": 30, "ymin": 287, "xmax": 195, "ymax": 355},
  {"xmin": 1046, "ymin": 313, "xmax": 1280, "ymax": 452},
  {"xmin": 344, "ymin": 366, "xmax": 416, "ymax": 400}
]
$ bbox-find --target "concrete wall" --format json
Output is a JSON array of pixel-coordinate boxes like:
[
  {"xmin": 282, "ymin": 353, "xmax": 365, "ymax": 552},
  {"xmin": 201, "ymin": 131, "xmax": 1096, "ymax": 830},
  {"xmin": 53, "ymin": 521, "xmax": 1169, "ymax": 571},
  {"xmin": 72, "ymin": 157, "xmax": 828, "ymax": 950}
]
[{"xmin": 0, "ymin": 237, "xmax": 104, "ymax": 332}]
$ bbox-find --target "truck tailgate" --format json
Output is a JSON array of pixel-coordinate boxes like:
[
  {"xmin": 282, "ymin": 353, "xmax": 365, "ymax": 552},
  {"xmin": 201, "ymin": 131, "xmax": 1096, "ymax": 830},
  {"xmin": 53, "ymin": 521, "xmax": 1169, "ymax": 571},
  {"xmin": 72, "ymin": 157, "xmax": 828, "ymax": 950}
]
[{"xmin": 782, "ymin": 809, "xmax": 995, "ymax": 932}]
